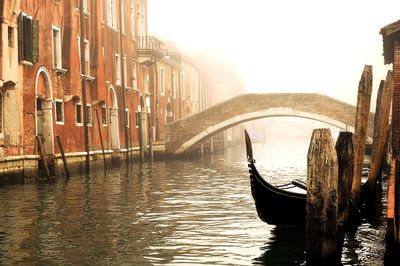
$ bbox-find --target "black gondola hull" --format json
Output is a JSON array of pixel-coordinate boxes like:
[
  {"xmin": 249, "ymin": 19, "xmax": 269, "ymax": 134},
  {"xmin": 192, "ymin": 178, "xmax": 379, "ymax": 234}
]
[{"xmin": 249, "ymin": 164, "xmax": 306, "ymax": 225}]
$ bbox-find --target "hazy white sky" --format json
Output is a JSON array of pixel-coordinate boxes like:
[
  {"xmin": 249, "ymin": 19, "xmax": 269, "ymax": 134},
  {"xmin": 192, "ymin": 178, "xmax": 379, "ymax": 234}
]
[{"xmin": 148, "ymin": 0, "xmax": 399, "ymax": 106}]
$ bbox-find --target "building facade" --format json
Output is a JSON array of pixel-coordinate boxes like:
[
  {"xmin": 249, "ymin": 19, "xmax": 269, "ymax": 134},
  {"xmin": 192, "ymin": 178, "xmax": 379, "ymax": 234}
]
[{"xmin": 1, "ymin": 0, "xmax": 242, "ymax": 180}]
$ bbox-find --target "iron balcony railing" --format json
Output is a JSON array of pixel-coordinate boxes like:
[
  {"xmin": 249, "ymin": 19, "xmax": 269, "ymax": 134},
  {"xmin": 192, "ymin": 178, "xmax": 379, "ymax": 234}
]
[{"xmin": 138, "ymin": 36, "xmax": 164, "ymax": 60}]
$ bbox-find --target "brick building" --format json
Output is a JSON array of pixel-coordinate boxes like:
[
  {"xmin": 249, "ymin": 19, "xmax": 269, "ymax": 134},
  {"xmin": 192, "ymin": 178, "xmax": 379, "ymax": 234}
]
[{"xmin": 1, "ymin": 0, "xmax": 241, "ymax": 180}]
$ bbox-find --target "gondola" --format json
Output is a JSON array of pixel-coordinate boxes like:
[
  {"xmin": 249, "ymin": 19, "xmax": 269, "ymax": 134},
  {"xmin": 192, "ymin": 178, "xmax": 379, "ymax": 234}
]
[
  {"xmin": 244, "ymin": 130, "xmax": 368, "ymax": 225},
  {"xmin": 245, "ymin": 129, "xmax": 307, "ymax": 225}
]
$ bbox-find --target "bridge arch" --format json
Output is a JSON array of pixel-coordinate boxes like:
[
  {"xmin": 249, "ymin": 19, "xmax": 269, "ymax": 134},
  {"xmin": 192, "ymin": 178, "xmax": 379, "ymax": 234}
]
[{"xmin": 164, "ymin": 93, "xmax": 374, "ymax": 155}]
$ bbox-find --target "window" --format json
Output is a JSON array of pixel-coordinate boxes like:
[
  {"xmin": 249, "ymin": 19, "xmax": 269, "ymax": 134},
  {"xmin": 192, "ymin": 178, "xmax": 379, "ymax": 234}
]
[
  {"xmin": 125, "ymin": 108, "xmax": 129, "ymax": 128},
  {"xmin": 101, "ymin": 105, "xmax": 107, "ymax": 125},
  {"xmin": 121, "ymin": 0, "xmax": 125, "ymax": 34},
  {"xmin": 172, "ymin": 72, "xmax": 176, "ymax": 99},
  {"xmin": 180, "ymin": 72, "xmax": 185, "ymax": 99},
  {"xmin": 52, "ymin": 26, "xmax": 62, "ymax": 69},
  {"xmin": 123, "ymin": 55, "xmax": 127, "ymax": 87},
  {"xmin": 115, "ymin": 53, "xmax": 121, "ymax": 85},
  {"xmin": 83, "ymin": 0, "xmax": 88, "ymax": 13},
  {"xmin": 107, "ymin": 0, "xmax": 118, "ymax": 28},
  {"xmin": 76, "ymin": 103, "xmax": 83, "ymax": 125},
  {"xmin": 18, "ymin": 12, "xmax": 39, "ymax": 63},
  {"xmin": 77, "ymin": 37, "xmax": 90, "ymax": 75},
  {"xmin": 84, "ymin": 39, "xmax": 90, "ymax": 75},
  {"xmin": 55, "ymin": 100, "xmax": 64, "ymax": 124},
  {"xmin": 131, "ymin": 61, "xmax": 137, "ymax": 89},
  {"xmin": 130, "ymin": 0, "xmax": 135, "ymax": 39},
  {"xmin": 8, "ymin": 26, "xmax": 13, "ymax": 47},
  {"xmin": 135, "ymin": 111, "xmax": 139, "ymax": 128},
  {"xmin": 85, "ymin": 104, "xmax": 92, "ymax": 125},
  {"xmin": 160, "ymin": 67, "xmax": 165, "ymax": 96}
]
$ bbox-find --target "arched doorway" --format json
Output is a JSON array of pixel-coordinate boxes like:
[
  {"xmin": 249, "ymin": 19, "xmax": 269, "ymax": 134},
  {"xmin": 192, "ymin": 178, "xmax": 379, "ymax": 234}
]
[
  {"xmin": 35, "ymin": 67, "xmax": 54, "ymax": 154},
  {"xmin": 109, "ymin": 86, "xmax": 120, "ymax": 149}
]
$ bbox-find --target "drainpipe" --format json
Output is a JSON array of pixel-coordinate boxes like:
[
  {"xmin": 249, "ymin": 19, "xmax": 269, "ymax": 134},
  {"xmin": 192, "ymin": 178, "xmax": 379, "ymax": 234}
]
[
  {"xmin": 79, "ymin": 0, "xmax": 90, "ymax": 172},
  {"xmin": 119, "ymin": 1, "xmax": 129, "ymax": 159}
]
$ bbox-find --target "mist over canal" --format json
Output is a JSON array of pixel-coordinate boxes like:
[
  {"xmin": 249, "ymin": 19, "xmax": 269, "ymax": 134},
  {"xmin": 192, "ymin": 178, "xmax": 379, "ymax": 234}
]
[{"xmin": 0, "ymin": 121, "xmax": 387, "ymax": 265}]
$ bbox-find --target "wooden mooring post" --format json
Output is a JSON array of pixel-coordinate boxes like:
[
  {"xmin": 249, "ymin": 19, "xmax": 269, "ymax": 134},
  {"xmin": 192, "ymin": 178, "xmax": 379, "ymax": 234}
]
[
  {"xmin": 306, "ymin": 128, "xmax": 339, "ymax": 264},
  {"xmin": 95, "ymin": 109, "xmax": 107, "ymax": 169},
  {"xmin": 36, "ymin": 136, "xmax": 51, "ymax": 180},
  {"xmin": 335, "ymin": 132, "xmax": 354, "ymax": 252},
  {"xmin": 56, "ymin": 136, "xmax": 70, "ymax": 178},
  {"xmin": 352, "ymin": 65, "xmax": 373, "ymax": 205},
  {"xmin": 368, "ymin": 71, "xmax": 394, "ymax": 194}
]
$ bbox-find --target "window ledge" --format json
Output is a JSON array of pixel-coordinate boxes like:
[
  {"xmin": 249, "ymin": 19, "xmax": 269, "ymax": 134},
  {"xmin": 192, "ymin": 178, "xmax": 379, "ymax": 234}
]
[
  {"xmin": 56, "ymin": 121, "xmax": 64, "ymax": 125},
  {"xmin": 20, "ymin": 60, "xmax": 33, "ymax": 66},
  {"xmin": 81, "ymin": 74, "xmax": 96, "ymax": 83},
  {"xmin": 106, "ymin": 25, "xmax": 119, "ymax": 32},
  {"xmin": 54, "ymin": 67, "xmax": 68, "ymax": 76}
]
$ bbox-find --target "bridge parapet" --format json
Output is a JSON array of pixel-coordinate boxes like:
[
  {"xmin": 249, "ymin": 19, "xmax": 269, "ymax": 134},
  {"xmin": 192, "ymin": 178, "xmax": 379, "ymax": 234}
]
[{"xmin": 164, "ymin": 93, "xmax": 374, "ymax": 155}]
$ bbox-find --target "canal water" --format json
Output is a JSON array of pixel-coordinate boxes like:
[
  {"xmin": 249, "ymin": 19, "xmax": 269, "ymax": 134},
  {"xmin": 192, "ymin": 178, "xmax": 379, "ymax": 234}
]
[{"xmin": 0, "ymin": 141, "xmax": 387, "ymax": 265}]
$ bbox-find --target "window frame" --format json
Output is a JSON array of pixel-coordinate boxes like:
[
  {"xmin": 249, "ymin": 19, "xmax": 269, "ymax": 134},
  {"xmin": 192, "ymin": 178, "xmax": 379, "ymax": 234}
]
[
  {"xmin": 125, "ymin": 108, "xmax": 130, "ymax": 128},
  {"xmin": 55, "ymin": 99, "xmax": 64, "ymax": 125},
  {"xmin": 52, "ymin": 25, "xmax": 62, "ymax": 69},
  {"xmin": 76, "ymin": 103, "xmax": 83, "ymax": 126},
  {"xmin": 101, "ymin": 105, "xmax": 108, "ymax": 126},
  {"xmin": 85, "ymin": 104, "xmax": 93, "ymax": 126},
  {"xmin": 131, "ymin": 61, "xmax": 137, "ymax": 89},
  {"xmin": 115, "ymin": 53, "xmax": 121, "ymax": 86}
]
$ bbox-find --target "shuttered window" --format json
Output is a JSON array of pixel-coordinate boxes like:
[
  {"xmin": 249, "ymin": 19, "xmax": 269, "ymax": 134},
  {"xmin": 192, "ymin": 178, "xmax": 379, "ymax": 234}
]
[{"xmin": 18, "ymin": 13, "xmax": 39, "ymax": 63}]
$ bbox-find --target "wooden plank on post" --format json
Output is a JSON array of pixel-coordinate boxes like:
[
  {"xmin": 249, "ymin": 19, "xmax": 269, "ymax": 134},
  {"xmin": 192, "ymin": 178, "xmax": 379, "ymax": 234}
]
[
  {"xmin": 368, "ymin": 71, "xmax": 394, "ymax": 194},
  {"xmin": 36, "ymin": 136, "xmax": 51, "ymax": 180},
  {"xmin": 335, "ymin": 131, "xmax": 354, "ymax": 253},
  {"xmin": 95, "ymin": 109, "xmax": 107, "ymax": 169},
  {"xmin": 56, "ymin": 136, "xmax": 70, "ymax": 178},
  {"xmin": 352, "ymin": 65, "xmax": 373, "ymax": 205},
  {"xmin": 306, "ymin": 128, "xmax": 339, "ymax": 264}
]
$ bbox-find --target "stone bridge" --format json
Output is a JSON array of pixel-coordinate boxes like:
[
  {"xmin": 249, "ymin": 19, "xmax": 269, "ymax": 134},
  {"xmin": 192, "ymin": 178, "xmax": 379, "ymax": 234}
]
[{"xmin": 164, "ymin": 93, "xmax": 375, "ymax": 155}]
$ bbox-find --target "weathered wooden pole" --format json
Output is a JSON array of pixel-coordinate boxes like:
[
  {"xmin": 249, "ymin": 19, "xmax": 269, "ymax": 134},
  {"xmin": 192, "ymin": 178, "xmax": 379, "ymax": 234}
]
[
  {"xmin": 56, "ymin": 136, "xmax": 71, "ymax": 178},
  {"xmin": 95, "ymin": 109, "xmax": 107, "ymax": 169},
  {"xmin": 335, "ymin": 132, "xmax": 354, "ymax": 252},
  {"xmin": 306, "ymin": 128, "xmax": 339, "ymax": 264},
  {"xmin": 368, "ymin": 71, "xmax": 394, "ymax": 194},
  {"xmin": 352, "ymin": 65, "xmax": 373, "ymax": 205},
  {"xmin": 36, "ymin": 136, "xmax": 51, "ymax": 180}
]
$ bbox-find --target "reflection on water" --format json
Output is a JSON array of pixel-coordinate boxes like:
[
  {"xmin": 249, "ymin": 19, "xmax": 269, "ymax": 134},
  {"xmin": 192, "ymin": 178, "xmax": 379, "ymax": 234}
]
[{"xmin": 0, "ymin": 142, "xmax": 387, "ymax": 265}]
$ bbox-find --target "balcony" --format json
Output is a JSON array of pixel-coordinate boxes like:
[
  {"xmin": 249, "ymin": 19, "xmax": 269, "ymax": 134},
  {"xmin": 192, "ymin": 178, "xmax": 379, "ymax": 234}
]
[{"xmin": 138, "ymin": 36, "xmax": 164, "ymax": 63}]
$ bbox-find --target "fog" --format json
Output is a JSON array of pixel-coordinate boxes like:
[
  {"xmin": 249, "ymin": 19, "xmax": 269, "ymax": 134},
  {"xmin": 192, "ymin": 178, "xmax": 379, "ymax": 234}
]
[{"xmin": 148, "ymin": 0, "xmax": 399, "ymax": 108}]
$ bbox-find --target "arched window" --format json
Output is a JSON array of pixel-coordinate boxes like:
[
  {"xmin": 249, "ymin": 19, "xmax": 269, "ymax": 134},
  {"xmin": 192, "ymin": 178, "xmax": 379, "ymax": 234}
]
[{"xmin": 130, "ymin": 0, "xmax": 135, "ymax": 39}]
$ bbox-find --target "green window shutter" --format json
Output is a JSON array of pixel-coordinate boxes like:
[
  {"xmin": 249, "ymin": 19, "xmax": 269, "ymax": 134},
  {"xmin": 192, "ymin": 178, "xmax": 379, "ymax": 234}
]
[
  {"xmin": 32, "ymin": 20, "xmax": 39, "ymax": 63},
  {"xmin": 18, "ymin": 13, "xmax": 24, "ymax": 61},
  {"xmin": 22, "ymin": 15, "xmax": 33, "ymax": 62}
]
